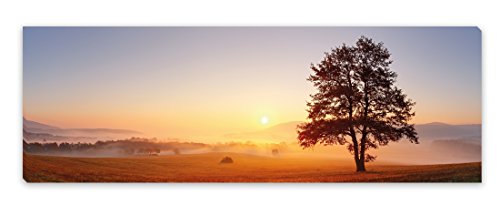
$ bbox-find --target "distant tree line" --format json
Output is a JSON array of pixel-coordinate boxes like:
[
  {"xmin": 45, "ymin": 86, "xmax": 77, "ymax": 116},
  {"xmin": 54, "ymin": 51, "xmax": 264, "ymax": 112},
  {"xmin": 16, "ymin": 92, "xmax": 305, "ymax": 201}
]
[
  {"xmin": 23, "ymin": 137, "xmax": 290, "ymax": 157},
  {"xmin": 23, "ymin": 138, "xmax": 207, "ymax": 156}
]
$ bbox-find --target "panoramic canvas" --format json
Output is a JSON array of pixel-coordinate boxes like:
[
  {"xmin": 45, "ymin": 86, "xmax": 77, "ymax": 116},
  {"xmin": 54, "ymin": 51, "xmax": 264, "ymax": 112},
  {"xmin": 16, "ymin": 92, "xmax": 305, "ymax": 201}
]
[{"xmin": 23, "ymin": 27, "xmax": 481, "ymax": 182}]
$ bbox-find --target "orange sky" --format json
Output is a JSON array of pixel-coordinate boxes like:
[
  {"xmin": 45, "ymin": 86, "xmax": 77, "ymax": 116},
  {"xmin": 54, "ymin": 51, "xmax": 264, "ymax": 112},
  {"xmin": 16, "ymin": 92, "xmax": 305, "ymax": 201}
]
[{"xmin": 23, "ymin": 27, "xmax": 481, "ymax": 141}]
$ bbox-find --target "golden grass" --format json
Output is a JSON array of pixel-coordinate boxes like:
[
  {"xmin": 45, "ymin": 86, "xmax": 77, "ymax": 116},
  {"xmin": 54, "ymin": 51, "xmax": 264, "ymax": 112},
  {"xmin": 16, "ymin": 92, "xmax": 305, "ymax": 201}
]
[{"xmin": 23, "ymin": 152, "xmax": 481, "ymax": 182}]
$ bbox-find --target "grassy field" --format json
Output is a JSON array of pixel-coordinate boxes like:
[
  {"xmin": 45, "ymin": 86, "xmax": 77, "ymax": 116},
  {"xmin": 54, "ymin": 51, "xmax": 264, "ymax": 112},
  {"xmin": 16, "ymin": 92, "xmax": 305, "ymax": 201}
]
[{"xmin": 23, "ymin": 152, "xmax": 481, "ymax": 182}]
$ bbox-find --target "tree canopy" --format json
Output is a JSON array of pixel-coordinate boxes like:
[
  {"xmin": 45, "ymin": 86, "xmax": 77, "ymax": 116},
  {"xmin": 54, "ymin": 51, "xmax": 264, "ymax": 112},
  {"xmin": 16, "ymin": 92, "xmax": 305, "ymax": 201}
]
[{"xmin": 297, "ymin": 36, "xmax": 418, "ymax": 172}]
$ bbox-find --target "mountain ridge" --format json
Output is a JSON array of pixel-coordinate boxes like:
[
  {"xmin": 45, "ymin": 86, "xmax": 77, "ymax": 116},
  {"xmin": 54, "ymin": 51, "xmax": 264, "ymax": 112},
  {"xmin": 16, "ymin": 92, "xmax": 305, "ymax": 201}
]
[
  {"xmin": 223, "ymin": 120, "xmax": 481, "ymax": 142},
  {"xmin": 23, "ymin": 118, "xmax": 143, "ymax": 137}
]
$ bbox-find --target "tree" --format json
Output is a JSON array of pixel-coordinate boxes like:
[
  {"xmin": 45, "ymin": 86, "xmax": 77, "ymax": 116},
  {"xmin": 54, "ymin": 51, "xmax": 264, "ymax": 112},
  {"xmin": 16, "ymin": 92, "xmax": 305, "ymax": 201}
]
[{"xmin": 297, "ymin": 36, "xmax": 418, "ymax": 172}]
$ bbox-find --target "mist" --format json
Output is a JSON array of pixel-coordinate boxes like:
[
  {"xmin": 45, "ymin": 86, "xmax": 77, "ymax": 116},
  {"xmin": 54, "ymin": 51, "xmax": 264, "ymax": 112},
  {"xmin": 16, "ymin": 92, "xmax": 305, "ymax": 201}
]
[{"xmin": 22, "ymin": 118, "xmax": 481, "ymax": 165}]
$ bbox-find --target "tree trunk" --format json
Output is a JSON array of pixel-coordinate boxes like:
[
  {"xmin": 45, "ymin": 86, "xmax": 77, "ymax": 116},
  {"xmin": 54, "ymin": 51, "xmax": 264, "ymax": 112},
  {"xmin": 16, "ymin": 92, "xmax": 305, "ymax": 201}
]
[
  {"xmin": 350, "ymin": 132, "xmax": 363, "ymax": 172},
  {"xmin": 356, "ymin": 159, "xmax": 366, "ymax": 172},
  {"xmin": 358, "ymin": 133, "xmax": 367, "ymax": 172},
  {"xmin": 352, "ymin": 144, "xmax": 366, "ymax": 172},
  {"xmin": 356, "ymin": 147, "xmax": 367, "ymax": 172},
  {"xmin": 357, "ymin": 81, "xmax": 370, "ymax": 173}
]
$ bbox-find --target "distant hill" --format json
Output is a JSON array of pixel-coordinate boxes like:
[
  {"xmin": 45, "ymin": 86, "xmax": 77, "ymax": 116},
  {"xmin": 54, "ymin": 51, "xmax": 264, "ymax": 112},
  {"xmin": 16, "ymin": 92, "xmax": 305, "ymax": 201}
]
[
  {"xmin": 223, "ymin": 121, "xmax": 481, "ymax": 143},
  {"xmin": 415, "ymin": 122, "xmax": 481, "ymax": 139},
  {"xmin": 23, "ymin": 118, "xmax": 59, "ymax": 131},
  {"xmin": 258, "ymin": 121, "xmax": 302, "ymax": 137},
  {"xmin": 23, "ymin": 129, "xmax": 98, "ymax": 143},
  {"xmin": 23, "ymin": 118, "xmax": 143, "ymax": 140}
]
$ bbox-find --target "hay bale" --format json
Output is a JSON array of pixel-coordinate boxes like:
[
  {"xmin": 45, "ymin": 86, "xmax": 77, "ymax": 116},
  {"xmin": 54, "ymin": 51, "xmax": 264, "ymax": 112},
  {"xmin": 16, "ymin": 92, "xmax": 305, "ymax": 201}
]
[{"xmin": 219, "ymin": 156, "xmax": 233, "ymax": 164}]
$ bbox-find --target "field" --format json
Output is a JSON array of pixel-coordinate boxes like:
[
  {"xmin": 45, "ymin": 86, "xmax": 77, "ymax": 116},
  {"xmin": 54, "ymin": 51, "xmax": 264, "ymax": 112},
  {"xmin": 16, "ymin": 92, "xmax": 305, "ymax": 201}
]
[{"xmin": 23, "ymin": 152, "xmax": 481, "ymax": 182}]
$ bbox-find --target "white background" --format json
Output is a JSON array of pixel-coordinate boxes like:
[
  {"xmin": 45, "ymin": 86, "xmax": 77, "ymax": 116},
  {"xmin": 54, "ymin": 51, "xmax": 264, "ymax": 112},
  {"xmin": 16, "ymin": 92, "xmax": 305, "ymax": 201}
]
[{"xmin": 0, "ymin": 0, "xmax": 498, "ymax": 204}]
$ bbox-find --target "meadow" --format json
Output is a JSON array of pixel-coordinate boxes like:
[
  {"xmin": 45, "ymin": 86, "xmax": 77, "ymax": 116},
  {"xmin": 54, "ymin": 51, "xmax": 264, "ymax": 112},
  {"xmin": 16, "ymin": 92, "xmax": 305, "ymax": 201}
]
[{"xmin": 23, "ymin": 152, "xmax": 481, "ymax": 182}]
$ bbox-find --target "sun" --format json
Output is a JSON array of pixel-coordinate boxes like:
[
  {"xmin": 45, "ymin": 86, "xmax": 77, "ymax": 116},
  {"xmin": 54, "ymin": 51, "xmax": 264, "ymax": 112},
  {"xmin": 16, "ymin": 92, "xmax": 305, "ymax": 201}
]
[{"xmin": 260, "ymin": 116, "xmax": 269, "ymax": 125}]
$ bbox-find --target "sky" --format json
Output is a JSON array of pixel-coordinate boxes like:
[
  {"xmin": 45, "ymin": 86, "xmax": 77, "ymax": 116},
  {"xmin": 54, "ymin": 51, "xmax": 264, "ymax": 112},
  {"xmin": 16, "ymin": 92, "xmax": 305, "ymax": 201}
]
[{"xmin": 23, "ymin": 27, "xmax": 482, "ymax": 140}]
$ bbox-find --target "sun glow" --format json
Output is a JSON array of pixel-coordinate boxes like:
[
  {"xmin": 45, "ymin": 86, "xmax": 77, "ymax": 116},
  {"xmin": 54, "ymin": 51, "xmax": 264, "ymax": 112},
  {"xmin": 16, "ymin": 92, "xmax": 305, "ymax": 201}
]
[{"xmin": 260, "ymin": 116, "xmax": 269, "ymax": 125}]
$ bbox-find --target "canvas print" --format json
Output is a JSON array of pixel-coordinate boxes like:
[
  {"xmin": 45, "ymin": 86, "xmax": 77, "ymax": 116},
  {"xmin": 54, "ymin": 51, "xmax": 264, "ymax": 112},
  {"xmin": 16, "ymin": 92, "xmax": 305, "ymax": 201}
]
[{"xmin": 23, "ymin": 27, "xmax": 481, "ymax": 182}]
